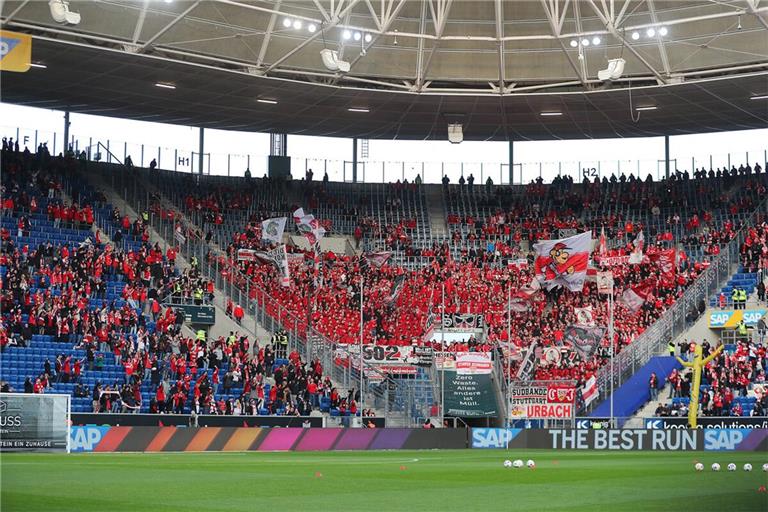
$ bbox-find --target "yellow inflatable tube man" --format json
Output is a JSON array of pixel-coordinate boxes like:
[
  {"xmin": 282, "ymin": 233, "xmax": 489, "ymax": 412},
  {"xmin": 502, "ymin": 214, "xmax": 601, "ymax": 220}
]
[{"xmin": 676, "ymin": 344, "xmax": 723, "ymax": 428}]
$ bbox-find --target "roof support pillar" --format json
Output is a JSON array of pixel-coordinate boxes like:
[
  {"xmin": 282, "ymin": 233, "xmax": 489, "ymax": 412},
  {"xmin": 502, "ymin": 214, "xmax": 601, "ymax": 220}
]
[
  {"xmin": 508, "ymin": 139, "xmax": 514, "ymax": 184},
  {"xmin": 353, "ymin": 137, "xmax": 359, "ymax": 183},
  {"xmin": 664, "ymin": 135, "xmax": 670, "ymax": 179},
  {"xmin": 63, "ymin": 110, "xmax": 70, "ymax": 154},
  {"xmin": 198, "ymin": 127, "xmax": 205, "ymax": 175}
]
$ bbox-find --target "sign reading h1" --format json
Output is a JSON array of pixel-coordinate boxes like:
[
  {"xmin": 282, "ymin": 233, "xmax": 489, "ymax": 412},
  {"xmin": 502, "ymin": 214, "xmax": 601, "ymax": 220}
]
[{"xmin": 707, "ymin": 309, "xmax": 765, "ymax": 328}]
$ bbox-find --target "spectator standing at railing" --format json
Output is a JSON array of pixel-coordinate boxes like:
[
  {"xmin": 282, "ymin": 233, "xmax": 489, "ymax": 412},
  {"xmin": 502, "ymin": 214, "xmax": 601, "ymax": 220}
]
[
  {"xmin": 649, "ymin": 372, "xmax": 659, "ymax": 400},
  {"xmin": 758, "ymin": 279, "xmax": 766, "ymax": 303}
]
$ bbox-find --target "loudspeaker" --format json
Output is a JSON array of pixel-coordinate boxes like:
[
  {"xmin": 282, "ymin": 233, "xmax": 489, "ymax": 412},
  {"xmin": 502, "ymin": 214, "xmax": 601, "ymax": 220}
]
[{"xmin": 268, "ymin": 156, "xmax": 291, "ymax": 179}]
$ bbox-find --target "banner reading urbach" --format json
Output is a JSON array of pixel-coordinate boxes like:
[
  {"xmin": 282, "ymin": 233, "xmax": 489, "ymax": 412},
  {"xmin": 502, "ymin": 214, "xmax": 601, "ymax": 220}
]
[{"xmin": 509, "ymin": 383, "xmax": 576, "ymax": 419}]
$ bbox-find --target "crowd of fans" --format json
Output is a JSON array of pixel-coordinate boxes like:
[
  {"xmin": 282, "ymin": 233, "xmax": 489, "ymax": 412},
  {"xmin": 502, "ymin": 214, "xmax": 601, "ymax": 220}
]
[{"xmin": 1, "ymin": 141, "xmax": 363, "ymax": 416}]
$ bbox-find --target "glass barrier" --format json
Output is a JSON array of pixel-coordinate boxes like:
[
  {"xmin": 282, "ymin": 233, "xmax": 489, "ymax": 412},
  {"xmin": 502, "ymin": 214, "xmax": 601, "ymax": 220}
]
[{"xmin": 5, "ymin": 124, "xmax": 767, "ymax": 185}]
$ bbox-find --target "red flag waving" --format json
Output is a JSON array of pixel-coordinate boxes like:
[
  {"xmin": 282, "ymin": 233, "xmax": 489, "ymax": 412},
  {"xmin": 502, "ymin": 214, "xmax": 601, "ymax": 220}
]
[{"xmin": 533, "ymin": 231, "xmax": 592, "ymax": 292}]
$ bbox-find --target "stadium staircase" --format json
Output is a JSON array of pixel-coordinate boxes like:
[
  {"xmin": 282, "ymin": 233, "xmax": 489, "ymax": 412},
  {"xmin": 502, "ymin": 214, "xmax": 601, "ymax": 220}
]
[
  {"xmin": 708, "ymin": 268, "xmax": 761, "ymax": 308},
  {"xmin": 425, "ymin": 184, "xmax": 448, "ymax": 239}
]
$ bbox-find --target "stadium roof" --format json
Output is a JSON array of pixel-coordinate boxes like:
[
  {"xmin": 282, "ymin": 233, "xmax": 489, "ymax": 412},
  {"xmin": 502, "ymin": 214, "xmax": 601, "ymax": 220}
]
[{"xmin": 1, "ymin": 0, "xmax": 767, "ymax": 140}]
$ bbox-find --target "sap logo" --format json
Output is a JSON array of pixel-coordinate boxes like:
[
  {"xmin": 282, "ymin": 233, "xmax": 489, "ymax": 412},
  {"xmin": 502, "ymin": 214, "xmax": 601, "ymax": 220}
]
[
  {"xmin": 709, "ymin": 313, "xmax": 731, "ymax": 326},
  {"xmin": 0, "ymin": 37, "xmax": 21, "ymax": 59},
  {"xmin": 70, "ymin": 426, "xmax": 109, "ymax": 452},
  {"xmin": 704, "ymin": 429, "xmax": 747, "ymax": 451},
  {"xmin": 472, "ymin": 428, "xmax": 520, "ymax": 448},
  {"xmin": 743, "ymin": 311, "xmax": 767, "ymax": 325},
  {"xmin": 645, "ymin": 419, "xmax": 663, "ymax": 429}
]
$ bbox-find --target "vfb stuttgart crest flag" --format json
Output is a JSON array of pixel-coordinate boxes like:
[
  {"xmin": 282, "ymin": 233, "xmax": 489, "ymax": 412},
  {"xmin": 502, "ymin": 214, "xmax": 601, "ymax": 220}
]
[{"xmin": 533, "ymin": 231, "xmax": 592, "ymax": 292}]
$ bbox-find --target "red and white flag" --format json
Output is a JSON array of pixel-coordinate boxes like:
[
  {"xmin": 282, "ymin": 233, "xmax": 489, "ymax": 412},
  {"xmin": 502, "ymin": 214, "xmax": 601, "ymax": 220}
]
[
  {"xmin": 620, "ymin": 281, "xmax": 654, "ymax": 313},
  {"xmin": 363, "ymin": 251, "xmax": 391, "ymax": 268},
  {"xmin": 293, "ymin": 208, "xmax": 326, "ymax": 246},
  {"xmin": 652, "ymin": 248, "xmax": 676, "ymax": 282},
  {"xmin": 598, "ymin": 227, "xmax": 607, "ymax": 257},
  {"xmin": 533, "ymin": 231, "xmax": 592, "ymax": 292},
  {"xmin": 582, "ymin": 376, "xmax": 598, "ymax": 406}
]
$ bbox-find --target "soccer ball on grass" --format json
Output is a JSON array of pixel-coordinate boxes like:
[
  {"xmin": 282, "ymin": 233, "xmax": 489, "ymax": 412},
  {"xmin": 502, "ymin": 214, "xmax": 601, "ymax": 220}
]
[
  {"xmin": 743, "ymin": 463, "xmax": 752, "ymax": 472},
  {"xmin": 727, "ymin": 463, "xmax": 737, "ymax": 472},
  {"xmin": 711, "ymin": 463, "xmax": 721, "ymax": 472},
  {"xmin": 503, "ymin": 460, "xmax": 513, "ymax": 468},
  {"xmin": 694, "ymin": 463, "xmax": 704, "ymax": 472},
  {"xmin": 512, "ymin": 459, "xmax": 524, "ymax": 468},
  {"xmin": 526, "ymin": 459, "xmax": 536, "ymax": 469}
]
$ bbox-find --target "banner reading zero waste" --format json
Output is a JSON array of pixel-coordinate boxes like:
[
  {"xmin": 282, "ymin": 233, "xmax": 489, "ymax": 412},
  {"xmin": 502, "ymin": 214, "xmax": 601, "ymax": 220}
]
[
  {"xmin": 509, "ymin": 384, "xmax": 575, "ymax": 419},
  {"xmin": 444, "ymin": 369, "xmax": 497, "ymax": 417}
]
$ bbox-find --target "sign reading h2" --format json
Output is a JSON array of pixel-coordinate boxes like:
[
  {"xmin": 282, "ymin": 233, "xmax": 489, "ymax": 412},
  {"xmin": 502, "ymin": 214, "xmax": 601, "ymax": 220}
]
[
  {"xmin": 471, "ymin": 428, "xmax": 521, "ymax": 448},
  {"xmin": 69, "ymin": 426, "xmax": 111, "ymax": 452}
]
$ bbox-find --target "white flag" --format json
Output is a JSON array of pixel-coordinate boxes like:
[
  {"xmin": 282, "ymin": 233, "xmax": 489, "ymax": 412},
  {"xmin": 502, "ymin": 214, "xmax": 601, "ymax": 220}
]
[
  {"xmin": 629, "ymin": 230, "xmax": 644, "ymax": 264},
  {"xmin": 261, "ymin": 217, "xmax": 287, "ymax": 244},
  {"xmin": 596, "ymin": 271, "xmax": 614, "ymax": 295},
  {"xmin": 293, "ymin": 208, "xmax": 326, "ymax": 246},
  {"xmin": 574, "ymin": 306, "xmax": 595, "ymax": 327}
]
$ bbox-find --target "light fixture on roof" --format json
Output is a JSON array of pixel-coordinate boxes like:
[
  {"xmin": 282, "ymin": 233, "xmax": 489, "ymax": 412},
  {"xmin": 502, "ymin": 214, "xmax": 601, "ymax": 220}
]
[
  {"xmin": 631, "ymin": 31, "xmax": 640, "ymax": 40},
  {"xmin": 635, "ymin": 106, "xmax": 658, "ymax": 111},
  {"xmin": 353, "ymin": 31, "xmax": 362, "ymax": 41},
  {"xmin": 348, "ymin": 107, "xmax": 369, "ymax": 113},
  {"xmin": 540, "ymin": 112, "xmax": 563, "ymax": 116},
  {"xmin": 342, "ymin": 29, "xmax": 352, "ymax": 40},
  {"xmin": 598, "ymin": 58, "xmax": 626, "ymax": 81},
  {"xmin": 282, "ymin": 17, "xmax": 292, "ymax": 28},
  {"xmin": 581, "ymin": 38, "xmax": 590, "ymax": 46},
  {"xmin": 569, "ymin": 40, "xmax": 578, "ymax": 48},
  {"xmin": 364, "ymin": 33, "xmax": 372, "ymax": 43},
  {"xmin": 646, "ymin": 28, "xmax": 656, "ymax": 37},
  {"xmin": 293, "ymin": 19, "xmax": 302, "ymax": 30},
  {"xmin": 29, "ymin": 63, "xmax": 47, "ymax": 69},
  {"xmin": 320, "ymin": 48, "xmax": 350, "ymax": 72},
  {"xmin": 308, "ymin": 23, "xmax": 317, "ymax": 33},
  {"xmin": 257, "ymin": 99, "xmax": 278, "ymax": 104},
  {"xmin": 592, "ymin": 36, "xmax": 601, "ymax": 45},
  {"xmin": 155, "ymin": 82, "xmax": 176, "ymax": 89},
  {"xmin": 751, "ymin": 94, "xmax": 768, "ymax": 100},
  {"xmin": 659, "ymin": 26, "xmax": 668, "ymax": 36},
  {"xmin": 49, "ymin": 0, "xmax": 81, "ymax": 25}
]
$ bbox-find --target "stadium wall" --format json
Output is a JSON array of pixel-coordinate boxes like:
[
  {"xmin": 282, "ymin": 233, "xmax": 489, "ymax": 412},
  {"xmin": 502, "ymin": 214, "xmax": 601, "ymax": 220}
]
[
  {"xmin": 67, "ymin": 426, "xmax": 768, "ymax": 453},
  {"xmin": 470, "ymin": 428, "xmax": 768, "ymax": 451},
  {"xmin": 68, "ymin": 427, "xmax": 468, "ymax": 453}
]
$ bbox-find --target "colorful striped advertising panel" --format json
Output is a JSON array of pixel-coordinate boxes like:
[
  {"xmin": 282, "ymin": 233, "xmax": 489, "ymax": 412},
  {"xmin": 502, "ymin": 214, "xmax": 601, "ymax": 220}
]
[{"xmin": 70, "ymin": 427, "xmax": 471, "ymax": 452}]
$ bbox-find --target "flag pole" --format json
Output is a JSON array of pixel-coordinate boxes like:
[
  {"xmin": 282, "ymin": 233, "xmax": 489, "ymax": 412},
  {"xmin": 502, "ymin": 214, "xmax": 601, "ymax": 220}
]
[
  {"xmin": 506, "ymin": 284, "xmax": 511, "ymax": 450},
  {"xmin": 441, "ymin": 283, "xmax": 445, "ymax": 428},
  {"xmin": 609, "ymin": 289, "xmax": 615, "ymax": 427},
  {"xmin": 359, "ymin": 278, "xmax": 364, "ymax": 426}
]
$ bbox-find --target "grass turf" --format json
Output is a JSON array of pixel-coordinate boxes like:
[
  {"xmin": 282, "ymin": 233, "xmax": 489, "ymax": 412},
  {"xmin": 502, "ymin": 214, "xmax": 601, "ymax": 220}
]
[{"xmin": 2, "ymin": 450, "xmax": 767, "ymax": 511}]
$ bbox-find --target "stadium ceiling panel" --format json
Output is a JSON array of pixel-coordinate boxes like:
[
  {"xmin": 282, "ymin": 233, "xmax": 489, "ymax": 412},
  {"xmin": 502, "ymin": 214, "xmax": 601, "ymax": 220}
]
[{"xmin": 1, "ymin": 0, "xmax": 767, "ymax": 140}]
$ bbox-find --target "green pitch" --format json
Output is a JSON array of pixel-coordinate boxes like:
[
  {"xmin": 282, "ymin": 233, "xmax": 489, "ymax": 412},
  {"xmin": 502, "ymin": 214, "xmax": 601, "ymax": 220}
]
[{"xmin": 2, "ymin": 450, "xmax": 766, "ymax": 511}]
